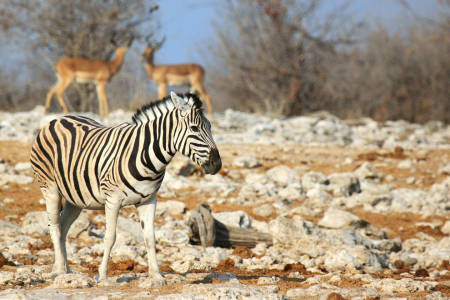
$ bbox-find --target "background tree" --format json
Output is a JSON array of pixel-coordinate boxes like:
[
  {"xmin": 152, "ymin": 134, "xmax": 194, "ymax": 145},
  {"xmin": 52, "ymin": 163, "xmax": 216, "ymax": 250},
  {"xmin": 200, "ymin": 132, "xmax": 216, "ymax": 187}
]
[
  {"xmin": 206, "ymin": 0, "xmax": 361, "ymax": 117},
  {"xmin": 327, "ymin": 1, "xmax": 450, "ymax": 123},
  {"xmin": 0, "ymin": 0, "xmax": 159, "ymax": 113},
  {"xmin": 206, "ymin": 0, "xmax": 450, "ymax": 124}
]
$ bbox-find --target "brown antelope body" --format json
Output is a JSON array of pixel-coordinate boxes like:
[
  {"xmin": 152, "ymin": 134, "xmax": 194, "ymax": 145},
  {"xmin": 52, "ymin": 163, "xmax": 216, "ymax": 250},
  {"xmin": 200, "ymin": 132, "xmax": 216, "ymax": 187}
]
[
  {"xmin": 143, "ymin": 37, "xmax": 213, "ymax": 119},
  {"xmin": 45, "ymin": 34, "xmax": 134, "ymax": 118}
]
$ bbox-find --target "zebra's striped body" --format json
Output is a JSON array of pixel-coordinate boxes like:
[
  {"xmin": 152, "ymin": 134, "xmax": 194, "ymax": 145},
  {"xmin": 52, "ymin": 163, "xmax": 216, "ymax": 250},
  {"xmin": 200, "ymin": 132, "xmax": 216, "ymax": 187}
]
[
  {"xmin": 30, "ymin": 92, "xmax": 221, "ymax": 285},
  {"xmin": 32, "ymin": 115, "xmax": 170, "ymax": 210}
]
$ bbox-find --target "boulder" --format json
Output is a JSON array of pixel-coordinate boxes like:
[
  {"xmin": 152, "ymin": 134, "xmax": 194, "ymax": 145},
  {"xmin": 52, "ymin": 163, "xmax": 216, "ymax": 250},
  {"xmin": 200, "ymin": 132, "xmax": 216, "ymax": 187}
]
[
  {"xmin": 252, "ymin": 204, "xmax": 274, "ymax": 217},
  {"xmin": 439, "ymin": 163, "xmax": 450, "ymax": 175},
  {"xmin": 0, "ymin": 219, "xmax": 21, "ymax": 237},
  {"xmin": 116, "ymin": 216, "xmax": 143, "ymax": 243},
  {"xmin": 266, "ymin": 165, "xmax": 299, "ymax": 187},
  {"xmin": 301, "ymin": 171, "xmax": 329, "ymax": 190},
  {"xmin": 14, "ymin": 162, "xmax": 33, "ymax": 172},
  {"xmin": 21, "ymin": 211, "xmax": 49, "ymax": 235},
  {"xmin": 354, "ymin": 162, "xmax": 378, "ymax": 179},
  {"xmin": 318, "ymin": 206, "xmax": 386, "ymax": 239},
  {"xmin": 155, "ymin": 229, "xmax": 190, "ymax": 245},
  {"xmin": 0, "ymin": 174, "xmax": 34, "ymax": 186},
  {"xmin": 233, "ymin": 156, "xmax": 260, "ymax": 168},
  {"xmin": 212, "ymin": 211, "xmax": 252, "ymax": 228},
  {"xmin": 49, "ymin": 274, "xmax": 94, "ymax": 288},
  {"xmin": 397, "ymin": 159, "xmax": 415, "ymax": 170},
  {"xmin": 67, "ymin": 211, "xmax": 93, "ymax": 239},
  {"xmin": 245, "ymin": 173, "xmax": 269, "ymax": 184},
  {"xmin": 157, "ymin": 200, "xmax": 187, "ymax": 215},
  {"xmin": 277, "ymin": 183, "xmax": 303, "ymax": 200},
  {"xmin": 166, "ymin": 155, "xmax": 196, "ymax": 176},
  {"xmin": 328, "ymin": 172, "xmax": 361, "ymax": 197}
]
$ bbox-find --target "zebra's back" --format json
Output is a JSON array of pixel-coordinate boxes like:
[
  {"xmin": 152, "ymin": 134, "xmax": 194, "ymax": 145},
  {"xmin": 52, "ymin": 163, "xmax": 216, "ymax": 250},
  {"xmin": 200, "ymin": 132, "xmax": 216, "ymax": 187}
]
[{"xmin": 30, "ymin": 115, "xmax": 132, "ymax": 208}]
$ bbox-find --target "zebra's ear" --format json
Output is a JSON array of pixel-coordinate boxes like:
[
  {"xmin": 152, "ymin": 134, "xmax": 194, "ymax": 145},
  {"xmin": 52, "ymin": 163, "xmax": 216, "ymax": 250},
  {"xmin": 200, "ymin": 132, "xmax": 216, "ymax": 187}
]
[{"xmin": 170, "ymin": 92, "xmax": 190, "ymax": 113}]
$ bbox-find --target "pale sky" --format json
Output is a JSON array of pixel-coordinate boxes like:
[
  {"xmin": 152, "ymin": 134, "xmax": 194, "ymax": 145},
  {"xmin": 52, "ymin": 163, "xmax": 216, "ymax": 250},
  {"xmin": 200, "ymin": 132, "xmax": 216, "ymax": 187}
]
[{"xmin": 156, "ymin": 0, "xmax": 441, "ymax": 65}]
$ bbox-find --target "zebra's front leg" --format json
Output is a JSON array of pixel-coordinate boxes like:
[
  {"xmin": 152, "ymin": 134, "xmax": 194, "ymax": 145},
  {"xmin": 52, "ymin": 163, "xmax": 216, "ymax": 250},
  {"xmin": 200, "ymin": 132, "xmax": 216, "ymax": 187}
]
[
  {"xmin": 97, "ymin": 199, "xmax": 121, "ymax": 286},
  {"xmin": 136, "ymin": 194, "xmax": 167, "ymax": 287}
]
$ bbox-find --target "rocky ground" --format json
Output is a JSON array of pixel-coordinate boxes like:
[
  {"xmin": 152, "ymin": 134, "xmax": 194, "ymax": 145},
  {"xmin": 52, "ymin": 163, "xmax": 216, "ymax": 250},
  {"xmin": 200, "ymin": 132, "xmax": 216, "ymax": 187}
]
[{"xmin": 1, "ymin": 106, "xmax": 450, "ymax": 299}]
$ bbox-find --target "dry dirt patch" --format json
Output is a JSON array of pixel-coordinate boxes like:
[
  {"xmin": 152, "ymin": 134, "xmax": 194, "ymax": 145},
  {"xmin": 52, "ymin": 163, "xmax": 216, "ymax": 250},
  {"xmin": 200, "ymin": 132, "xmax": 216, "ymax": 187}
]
[{"xmin": 2, "ymin": 140, "xmax": 450, "ymax": 298}]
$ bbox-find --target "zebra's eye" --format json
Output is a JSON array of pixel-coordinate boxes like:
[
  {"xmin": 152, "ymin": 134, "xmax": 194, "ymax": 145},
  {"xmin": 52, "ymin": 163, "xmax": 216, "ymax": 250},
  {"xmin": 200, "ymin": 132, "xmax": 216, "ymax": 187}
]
[{"xmin": 191, "ymin": 126, "xmax": 199, "ymax": 132}]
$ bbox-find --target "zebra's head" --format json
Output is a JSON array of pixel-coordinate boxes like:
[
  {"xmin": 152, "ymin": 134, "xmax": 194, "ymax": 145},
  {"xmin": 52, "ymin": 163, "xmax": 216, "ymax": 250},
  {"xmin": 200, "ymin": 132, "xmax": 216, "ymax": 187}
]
[{"xmin": 170, "ymin": 92, "xmax": 222, "ymax": 175}]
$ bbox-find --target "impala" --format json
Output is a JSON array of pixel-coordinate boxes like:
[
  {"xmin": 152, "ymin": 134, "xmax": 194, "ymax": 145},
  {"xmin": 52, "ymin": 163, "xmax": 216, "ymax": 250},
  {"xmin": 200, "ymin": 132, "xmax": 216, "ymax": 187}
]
[
  {"xmin": 45, "ymin": 33, "xmax": 134, "ymax": 118},
  {"xmin": 142, "ymin": 36, "xmax": 213, "ymax": 119}
]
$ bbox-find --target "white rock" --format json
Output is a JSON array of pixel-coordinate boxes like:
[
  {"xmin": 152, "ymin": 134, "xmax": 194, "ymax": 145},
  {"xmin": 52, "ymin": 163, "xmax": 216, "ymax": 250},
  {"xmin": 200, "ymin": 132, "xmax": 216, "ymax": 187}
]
[
  {"xmin": 0, "ymin": 271, "xmax": 14, "ymax": 285},
  {"xmin": 406, "ymin": 176, "xmax": 416, "ymax": 184},
  {"xmin": 252, "ymin": 204, "xmax": 273, "ymax": 217},
  {"xmin": 167, "ymin": 155, "xmax": 196, "ymax": 176},
  {"xmin": 233, "ymin": 156, "xmax": 260, "ymax": 168},
  {"xmin": 251, "ymin": 220, "xmax": 270, "ymax": 233},
  {"xmin": 171, "ymin": 260, "xmax": 211, "ymax": 273},
  {"xmin": 397, "ymin": 159, "xmax": 415, "ymax": 169},
  {"xmin": 438, "ymin": 163, "xmax": 450, "ymax": 175},
  {"xmin": 116, "ymin": 216, "xmax": 143, "ymax": 242},
  {"xmin": 67, "ymin": 211, "xmax": 93, "ymax": 239},
  {"xmin": 290, "ymin": 206, "xmax": 317, "ymax": 217},
  {"xmin": 14, "ymin": 162, "xmax": 33, "ymax": 172},
  {"xmin": 301, "ymin": 171, "xmax": 329, "ymax": 189},
  {"xmin": 0, "ymin": 174, "xmax": 34, "ymax": 185},
  {"xmin": 354, "ymin": 162, "xmax": 378, "ymax": 179},
  {"xmin": 219, "ymin": 109, "xmax": 268, "ymax": 129},
  {"xmin": 266, "ymin": 165, "xmax": 299, "ymax": 187},
  {"xmin": 344, "ymin": 157, "xmax": 354, "ymax": 164},
  {"xmin": 155, "ymin": 229, "xmax": 189, "ymax": 245},
  {"xmin": 385, "ymin": 174, "xmax": 396, "ymax": 181},
  {"xmin": 319, "ymin": 207, "xmax": 386, "ymax": 240},
  {"xmin": 3, "ymin": 198, "xmax": 13, "ymax": 204},
  {"xmin": 157, "ymin": 200, "xmax": 187, "ymax": 215},
  {"xmin": 306, "ymin": 188, "xmax": 332, "ymax": 202},
  {"xmin": 364, "ymin": 277, "xmax": 437, "ymax": 293},
  {"xmin": 328, "ymin": 172, "xmax": 361, "ymax": 197},
  {"xmin": 21, "ymin": 211, "xmax": 49, "ymax": 235},
  {"xmin": 318, "ymin": 206, "xmax": 360, "ymax": 229},
  {"xmin": 50, "ymin": 274, "xmax": 94, "ymax": 288},
  {"xmin": 426, "ymin": 292, "xmax": 448, "ymax": 299},
  {"xmin": 213, "ymin": 211, "xmax": 252, "ymax": 228},
  {"xmin": 324, "ymin": 249, "xmax": 359, "ymax": 271},
  {"xmin": 441, "ymin": 221, "xmax": 450, "ymax": 234},
  {"xmin": 245, "ymin": 173, "xmax": 269, "ymax": 184},
  {"xmin": 278, "ymin": 183, "xmax": 303, "ymax": 200}
]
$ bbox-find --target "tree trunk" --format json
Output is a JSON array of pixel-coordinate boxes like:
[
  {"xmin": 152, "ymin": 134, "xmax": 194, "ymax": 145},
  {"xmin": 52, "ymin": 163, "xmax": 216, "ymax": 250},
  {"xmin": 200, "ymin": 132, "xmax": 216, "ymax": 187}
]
[{"xmin": 187, "ymin": 204, "xmax": 273, "ymax": 249}]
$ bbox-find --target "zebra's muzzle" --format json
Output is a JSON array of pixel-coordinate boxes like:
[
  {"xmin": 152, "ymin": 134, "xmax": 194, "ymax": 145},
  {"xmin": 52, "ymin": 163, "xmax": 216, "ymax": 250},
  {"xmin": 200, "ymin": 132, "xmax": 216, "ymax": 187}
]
[{"xmin": 202, "ymin": 148, "xmax": 222, "ymax": 175}]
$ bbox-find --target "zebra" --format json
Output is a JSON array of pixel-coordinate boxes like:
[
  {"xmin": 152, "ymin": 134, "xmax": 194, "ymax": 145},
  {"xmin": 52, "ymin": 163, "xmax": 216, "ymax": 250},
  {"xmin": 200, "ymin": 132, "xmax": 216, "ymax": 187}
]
[{"xmin": 30, "ymin": 92, "xmax": 222, "ymax": 286}]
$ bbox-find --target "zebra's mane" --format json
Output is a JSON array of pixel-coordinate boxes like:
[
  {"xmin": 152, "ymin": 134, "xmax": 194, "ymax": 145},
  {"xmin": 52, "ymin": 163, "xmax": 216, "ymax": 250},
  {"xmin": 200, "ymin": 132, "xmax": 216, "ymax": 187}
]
[{"xmin": 132, "ymin": 92, "xmax": 203, "ymax": 125}]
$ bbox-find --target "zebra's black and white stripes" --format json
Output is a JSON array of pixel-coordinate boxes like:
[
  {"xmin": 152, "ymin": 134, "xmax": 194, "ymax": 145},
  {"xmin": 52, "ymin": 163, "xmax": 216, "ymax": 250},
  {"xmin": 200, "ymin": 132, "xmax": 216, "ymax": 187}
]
[{"xmin": 30, "ymin": 92, "xmax": 221, "ymax": 285}]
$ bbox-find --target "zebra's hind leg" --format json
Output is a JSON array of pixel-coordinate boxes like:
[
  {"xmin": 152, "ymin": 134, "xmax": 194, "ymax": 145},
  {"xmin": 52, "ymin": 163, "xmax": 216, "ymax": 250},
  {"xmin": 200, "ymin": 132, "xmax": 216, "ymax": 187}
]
[
  {"xmin": 59, "ymin": 201, "xmax": 82, "ymax": 273},
  {"xmin": 136, "ymin": 194, "xmax": 167, "ymax": 287},
  {"xmin": 43, "ymin": 185, "xmax": 66, "ymax": 275},
  {"xmin": 97, "ymin": 199, "xmax": 121, "ymax": 286}
]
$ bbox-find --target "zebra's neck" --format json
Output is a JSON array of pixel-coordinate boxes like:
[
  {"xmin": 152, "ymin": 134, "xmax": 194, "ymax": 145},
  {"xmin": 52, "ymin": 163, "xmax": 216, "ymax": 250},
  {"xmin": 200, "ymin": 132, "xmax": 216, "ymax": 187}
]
[{"xmin": 138, "ymin": 110, "xmax": 180, "ymax": 174}]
